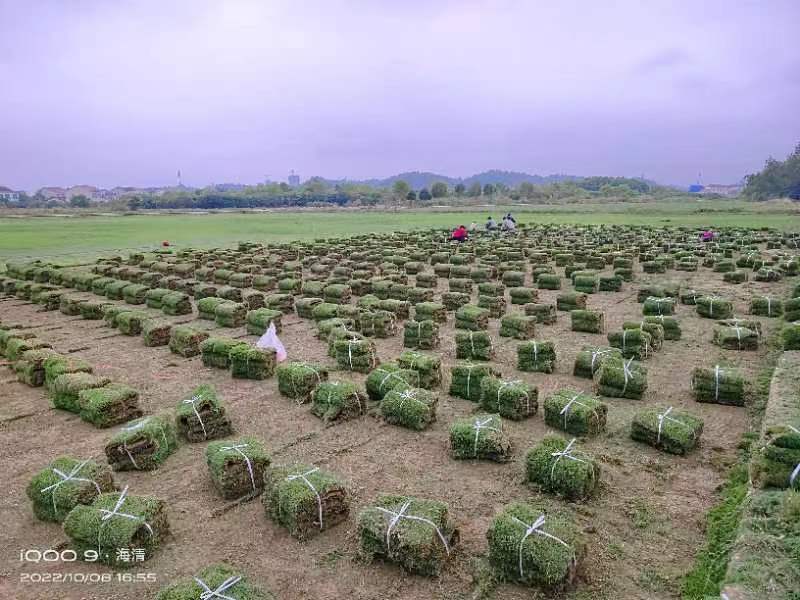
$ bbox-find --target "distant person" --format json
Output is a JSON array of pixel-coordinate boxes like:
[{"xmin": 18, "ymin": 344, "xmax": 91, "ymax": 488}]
[
  {"xmin": 468, "ymin": 221, "xmax": 477, "ymax": 232},
  {"xmin": 485, "ymin": 216, "xmax": 498, "ymax": 231},
  {"xmin": 450, "ymin": 225, "xmax": 468, "ymax": 242},
  {"xmin": 504, "ymin": 212, "xmax": 516, "ymax": 224},
  {"xmin": 701, "ymin": 230, "xmax": 714, "ymax": 242},
  {"xmin": 502, "ymin": 216, "xmax": 517, "ymax": 232}
]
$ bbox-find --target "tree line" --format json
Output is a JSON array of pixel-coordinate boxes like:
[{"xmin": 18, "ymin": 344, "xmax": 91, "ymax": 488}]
[{"xmin": 743, "ymin": 142, "xmax": 800, "ymax": 200}]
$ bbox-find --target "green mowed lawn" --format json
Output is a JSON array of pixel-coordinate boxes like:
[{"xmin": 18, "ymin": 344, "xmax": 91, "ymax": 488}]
[{"xmin": 1, "ymin": 202, "xmax": 798, "ymax": 263}]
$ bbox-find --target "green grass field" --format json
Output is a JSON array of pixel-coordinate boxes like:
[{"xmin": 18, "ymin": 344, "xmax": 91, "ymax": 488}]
[{"xmin": 1, "ymin": 201, "xmax": 799, "ymax": 264}]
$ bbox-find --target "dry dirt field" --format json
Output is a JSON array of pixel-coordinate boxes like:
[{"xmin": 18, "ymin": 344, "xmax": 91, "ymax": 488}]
[{"xmin": 0, "ymin": 257, "xmax": 791, "ymax": 600}]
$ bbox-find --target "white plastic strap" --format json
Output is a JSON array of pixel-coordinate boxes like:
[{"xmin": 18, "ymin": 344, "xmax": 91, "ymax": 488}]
[
  {"xmin": 194, "ymin": 574, "xmax": 242, "ymax": 600},
  {"xmin": 97, "ymin": 486, "xmax": 153, "ymax": 554},
  {"xmin": 472, "ymin": 416, "xmax": 499, "ymax": 457},
  {"xmin": 375, "ymin": 501, "xmax": 451, "ymax": 556},
  {"xmin": 287, "ymin": 467, "xmax": 324, "ymax": 529},
  {"xmin": 657, "ymin": 406, "xmax": 692, "ymax": 442},
  {"xmin": 40, "ymin": 459, "xmax": 101, "ymax": 517},
  {"xmin": 550, "ymin": 438, "xmax": 587, "ymax": 479},
  {"xmin": 498, "ymin": 380, "xmax": 530, "ymax": 414},
  {"xmin": 621, "ymin": 358, "xmax": 634, "ymax": 395},
  {"xmin": 590, "ymin": 348, "xmax": 611, "ymax": 371},
  {"xmin": 183, "ymin": 394, "xmax": 207, "ymax": 439},
  {"xmin": 791, "ymin": 463, "xmax": 800, "ymax": 487},
  {"xmin": 511, "ymin": 515, "xmax": 571, "ymax": 578},
  {"xmin": 714, "ymin": 365, "xmax": 721, "ymax": 401},
  {"xmin": 220, "ymin": 444, "xmax": 255, "ymax": 491}
]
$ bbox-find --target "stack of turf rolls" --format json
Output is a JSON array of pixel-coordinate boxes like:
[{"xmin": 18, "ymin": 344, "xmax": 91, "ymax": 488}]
[
  {"xmin": 323, "ymin": 283, "xmax": 352, "ymax": 304},
  {"xmin": 449, "ymin": 362, "xmax": 500, "ymax": 402},
  {"xmin": 206, "ymin": 437, "xmax": 270, "ymax": 499},
  {"xmin": 155, "ymin": 565, "xmax": 275, "ymax": 600},
  {"xmin": 723, "ymin": 270, "xmax": 748, "ymax": 284},
  {"xmin": 276, "ymin": 361, "xmax": 328, "ymax": 403},
  {"xmin": 524, "ymin": 302, "xmax": 557, "ymax": 324},
  {"xmin": 642, "ymin": 296, "xmax": 675, "ymax": 316},
  {"xmin": 630, "ymin": 406, "xmax": 704, "ymax": 455},
  {"xmin": 643, "ymin": 315, "xmax": 681, "ymax": 340},
  {"xmin": 449, "ymin": 413, "xmax": 512, "ymax": 462},
  {"xmin": 366, "ymin": 363, "xmax": 420, "ymax": 400},
  {"xmin": 116, "ymin": 310, "xmax": 150, "ymax": 335},
  {"xmin": 197, "ymin": 296, "xmax": 228, "ymax": 320},
  {"xmin": 415, "ymin": 272, "xmax": 438, "ymax": 288},
  {"xmin": 26, "ymin": 456, "xmax": 115, "ymax": 522},
  {"xmin": 265, "ymin": 293, "xmax": 294, "ymax": 313},
  {"xmin": 783, "ymin": 322, "xmax": 800, "ymax": 350},
  {"xmin": 487, "ymin": 502, "xmax": 582, "ymax": 589},
  {"xmin": 636, "ymin": 284, "xmax": 666, "ymax": 302},
  {"xmin": 102, "ymin": 305, "xmax": 129, "ymax": 327},
  {"xmin": 79, "ymin": 383, "xmax": 143, "ymax": 427},
  {"xmin": 44, "ymin": 354, "xmax": 92, "ymax": 390},
  {"xmin": 499, "ymin": 313, "xmax": 537, "ymax": 339},
  {"xmin": 785, "ymin": 297, "xmax": 800, "ymax": 321},
  {"xmin": 301, "ymin": 280, "xmax": 326, "ymax": 297},
  {"xmin": 517, "ymin": 340, "xmax": 557, "ymax": 373},
  {"xmin": 161, "ymin": 291, "xmax": 192, "ymax": 315},
  {"xmin": 622, "ymin": 321, "xmax": 664, "ymax": 351},
  {"xmin": 60, "ymin": 295, "xmax": 87, "ymax": 316},
  {"xmin": 502, "ymin": 270, "xmax": 526, "ymax": 287},
  {"xmin": 80, "ymin": 300, "xmax": 112, "ymax": 320},
  {"xmin": 598, "ymin": 274, "xmax": 623, "ymax": 291},
  {"xmin": 441, "ymin": 291, "xmax": 471, "ymax": 311},
  {"xmin": 380, "ymin": 387, "xmax": 438, "ymax": 430},
  {"xmin": 750, "ymin": 295, "xmax": 783, "ymax": 318},
  {"xmin": 312, "ymin": 302, "xmax": 340, "ymax": 321},
  {"xmin": 477, "ymin": 282, "xmax": 505, "ymax": 297},
  {"xmin": 480, "ymin": 377, "xmax": 538, "ymax": 420},
  {"xmin": 263, "ymin": 464, "xmax": 350, "ymax": 539},
  {"xmin": 509, "ymin": 287, "xmax": 538, "ymax": 305},
  {"xmin": 719, "ymin": 317, "xmax": 762, "ymax": 336},
  {"xmin": 525, "ymin": 436, "xmax": 601, "ymax": 500},
  {"xmin": 104, "ymin": 280, "xmax": 129, "ymax": 300},
  {"xmin": 608, "ymin": 328, "xmax": 653, "ymax": 359},
  {"xmin": 311, "ymin": 380, "xmax": 367, "ymax": 422},
  {"xmin": 327, "ymin": 326, "xmax": 363, "ymax": 357},
  {"xmin": 277, "ymin": 278, "xmax": 301, "ymax": 294},
  {"xmin": 50, "ymin": 372, "xmax": 110, "ymax": 412},
  {"xmin": 695, "ymin": 295, "xmax": 734, "ymax": 319},
  {"xmin": 357, "ymin": 310, "xmax": 397, "ymax": 338},
  {"xmin": 230, "ymin": 345, "xmax": 277, "ymax": 379},
  {"xmin": 403, "ymin": 319, "xmax": 440, "ymax": 350},
  {"xmin": 398, "ymin": 350, "xmax": 442, "ymax": 388},
  {"xmin": 478, "ymin": 294, "xmax": 506, "ymax": 318},
  {"xmin": 594, "ymin": 357, "xmax": 647, "ymax": 399},
  {"xmin": 556, "ymin": 292, "xmax": 587, "ymax": 311},
  {"xmin": 169, "ymin": 326, "xmax": 209, "ymax": 357},
  {"xmin": 691, "ymin": 365, "xmax": 746, "ymax": 405},
  {"xmin": 295, "ymin": 296, "xmax": 323, "ymax": 318},
  {"xmin": 14, "ymin": 349, "xmax": 57, "ymax": 386},
  {"xmin": 378, "ymin": 298, "xmax": 411, "ymax": 318},
  {"xmin": 455, "ymin": 330, "xmax": 494, "ymax": 360},
  {"xmin": 713, "ymin": 325, "xmax": 759, "ymax": 350},
  {"xmin": 454, "ymin": 304, "xmax": 490, "ymax": 331},
  {"xmin": 448, "ymin": 277, "xmax": 473, "ymax": 293},
  {"xmin": 751, "ymin": 416, "xmax": 800, "ymax": 490},
  {"xmin": 413, "ymin": 301, "xmax": 447, "ymax": 323},
  {"xmin": 142, "ymin": 319, "xmax": 172, "ymax": 347},
  {"xmin": 104, "ymin": 415, "xmax": 178, "ymax": 470},
  {"xmin": 570, "ymin": 309, "xmax": 604, "ymax": 333},
  {"xmin": 357, "ymin": 494, "xmax": 458, "ymax": 576},
  {"xmin": 543, "ymin": 389, "xmax": 607, "ymax": 435},
  {"xmin": 679, "ymin": 288, "xmax": 702, "ymax": 305},
  {"xmin": 63, "ymin": 487, "xmax": 169, "ymax": 566},
  {"xmin": 175, "ymin": 385, "xmax": 233, "ymax": 442},
  {"xmin": 215, "ymin": 301, "xmax": 247, "ymax": 327},
  {"xmin": 537, "ymin": 273, "xmax": 561, "ymax": 289},
  {"xmin": 407, "ymin": 287, "xmax": 434, "ymax": 303},
  {"xmin": 246, "ymin": 308, "xmax": 283, "ymax": 335},
  {"xmin": 573, "ymin": 274, "xmax": 599, "ymax": 294}
]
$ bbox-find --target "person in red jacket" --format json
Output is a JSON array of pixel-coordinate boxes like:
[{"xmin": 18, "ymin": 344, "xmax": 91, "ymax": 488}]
[{"xmin": 450, "ymin": 225, "xmax": 468, "ymax": 242}]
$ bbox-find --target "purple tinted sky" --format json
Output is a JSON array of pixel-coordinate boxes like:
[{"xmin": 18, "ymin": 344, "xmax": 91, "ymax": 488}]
[{"xmin": 1, "ymin": 0, "xmax": 799, "ymax": 191}]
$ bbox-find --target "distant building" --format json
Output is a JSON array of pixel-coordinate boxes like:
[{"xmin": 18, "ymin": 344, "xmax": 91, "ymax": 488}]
[
  {"xmin": 288, "ymin": 171, "xmax": 300, "ymax": 187},
  {"xmin": 688, "ymin": 184, "xmax": 704, "ymax": 193},
  {"xmin": 688, "ymin": 183, "xmax": 742, "ymax": 197},
  {"xmin": 0, "ymin": 186, "xmax": 21, "ymax": 202},
  {"xmin": 38, "ymin": 186, "xmax": 68, "ymax": 201}
]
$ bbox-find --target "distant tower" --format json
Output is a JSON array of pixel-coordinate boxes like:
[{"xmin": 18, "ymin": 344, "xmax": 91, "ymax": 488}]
[
  {"xmin": 177, "ymin": 169, "xmax": 182, "ymax": 187},
  {"xmin": 288, "ymin": 170, "xmax": 300, "ymax": 187}
]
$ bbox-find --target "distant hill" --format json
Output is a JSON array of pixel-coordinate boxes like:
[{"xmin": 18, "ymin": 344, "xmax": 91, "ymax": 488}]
[{"xmin": 314, "ymin": 170, "xmax": 580, "ymax": 190}]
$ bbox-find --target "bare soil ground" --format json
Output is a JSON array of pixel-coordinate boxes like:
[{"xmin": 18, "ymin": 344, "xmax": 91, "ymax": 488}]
[{"xmin": 0, "ymin": 266, "xmax": 790, "ymax": 600}]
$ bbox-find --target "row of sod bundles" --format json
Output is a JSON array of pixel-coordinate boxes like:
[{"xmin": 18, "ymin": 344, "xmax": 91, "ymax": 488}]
[
  {"xmin": 215, "ymin": 301, "xmax": 247, "ymax": 327},
  {"xmin": 413, "ymin": 301, "xmax": 447, "ymax": 323},
  {"xmin": 79, "ymin": 383, "xmax": 143, "ymax": 427},
  {"xmin": 161, "ymin": 291, "xmax": 192, "ymax": 315},
  {"xmin": 570, "ymin": 309, "xmax": 604, "ymax": 333},
  {"xmin": 449, "ymin": 413, "xmax": 512, "ymax": 462},
  {"xmin": 691, "ymin": 365, "xmax": 746, "ymax": 405},
  {"xmin": 311, "ymin": 380, "xmax": 367, "ymax": 422},
  {"xmin": 517, "ymin": 340, "xmax": 556, "ymax": 373},
  {"xmin": 723, "ymin": 270, "xmax": 748, "ymax": 284},
  {"xmin": 246, "ymin": 308, "xmax": 282, "ymax": 335},
  {"xmin": 142, "ymin": 319, "xmax": 172, "ymax": 347},
  {"xmin": 455, "ymin": 304, "xmax": 490, "ymax": 331},
  {"xmin": 15, "ymin": 348, "xmax": 58, "ymax": 386},
  {"xmin": 200, "ymin": 337, "xmax": 246, "ymax": 368},
  {"xmin": 525, "ymin": 436, "xmax": 601, "ymax": 500},
  {"xmin": 713, "ymin": 325, "xmax": 759, "ymax": 351},
  {"xmin": 750, "ymin": 295, "xmax": 783, "ymax": 317},
  {"xmin": 381, "ymin": 387, "xmax": 438, "ymax": 430},
  {"xmin": 5, "ymin": 335, "xmax": 50, "ymax": 361},
  {"xmin": 102, "ymin": 304, "xmax": 130, "ymax": 327},
  {"xmin": 573, "ymin": 345, "xmax": 622, "ymax": 379},
  {"xmin": 60, "ymin": 295, "xmax": 87, "ymax": 316},
  {"xmin": 642, "ymin": 315, "xmax": 681, "ymax": 340},
  {"xmin": 630, "ymin": 406, "xmax": 704, "ymax": 455},
  {"xmin": 116, "ymin": 310, "xmax": 150, "ymax": 335},
  {"xmin": 642, "ymin": 296, "xmax": 675, "ymax": 316},
  {"xmin": 80, "ymin": 300, "xmax": 112, "ymax": 320},
  {"xmin": 27, "ymin": 456, "xmax": 115, "ymax": 522},
  {"xmin": 537, "ymin": 273, "xmax": 561, "ymax": 290},
  {"xmin": 403, "ymin": 319, "xmax": 439, "ymax": 349},
  {"xmin": 230, "ymin": 345, "xmax": 276, "ymax": 379},
  {"xmin": 358, "ymin": 310, "xmax": 396, "ymax": 337},
  {"xmin": 169, "ymin": 325, "xmax": 209, "ymax": 357},
  {"xmin": 608, "ymin": 328, "xmax": 653, "ymax": 359},
  {"xmin": 197, "ymin": 296, "xmax": 228, "ymax": 320},
  {"xmin": 264, "ymin": 464, "xmax": 350, "ymax": 539},
  {"xmin": 487, "ymin": 502, "xmax": 582, "ymax": 589},
  {"xmin": 524, "ymin": 302, "xmax": 557, "ymax": 324},
  {"xmin": 442, "ymin": 291, "xmax": 471, "ymax": 311},
  {"xmin": 63, "ymin": 487, "xmax": 169, "ymax": 567},
  {"xmin": 696, "ymin": 295, "xmax": 734, "ymax": 319},
  {"xmin": 509, "ymin": 287, "xmax": 538, "ymax": 305},
  {"xmin": 156, "ymin": 564, "xmax": 275, "ymax": 600},
  {"xmin": 455, "ymin": 330, "xmax": 493, "ymax": 360},
  {"xmin": 358, "ymin": 494, "xmax": 458, "ymax": 576},
  {"xmin": 478, "ymin": 294, "xmax": 506, "ymax": 318},
  {"xmin": 556, "ymin": 291, "xmax": 587, "ymax": 312},
  {"xmin": 44, "ymin": 354, "xmax": 92, "ymax": 390},
  {"xmin": 366, "ymin": 363, "xmax": 420, "ymax": 400},
  {"xmin": 480, "ymin": 377, "xmax": 538, "ymax": 420},
  {"xmin": 594, "ymin": 357, "xmax": 647, "ymax": 399},
  {"xmin": 206, "ymin": 437, "xmax": 270, "ymax": 499},
  {"xmin": 543, "ymin": 389, "xmax": 607, "ymax": 436},
  {"xmin": 276, "ymin": 361, "xmax": 328, "ymax": 402},
  {"xmin": 176, "ymin": 384, "xmax": 232, "ymax": 442},
  {"xmin": 334, "ymin": 337, "xmax": 377, "ymax": 373},
  {"xmin": 398, "ymin": 350, "xmax": 442, "ymax": 388},
  {"xmin": 122, "ymin": 283, "xmax": 150, "ymax": 305},
  {"xmin": 500, "ymin": 313, "xmax": 536, "ymax": 339},
  {"xmin": 105, "ymin": 414, "xmax": 179, "ymax": 470}
]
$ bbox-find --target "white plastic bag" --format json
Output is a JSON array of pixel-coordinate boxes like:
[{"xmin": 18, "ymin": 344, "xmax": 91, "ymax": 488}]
[{"xmin": 256, "ymin": 322, "xmax": 287, "ymax": 362}]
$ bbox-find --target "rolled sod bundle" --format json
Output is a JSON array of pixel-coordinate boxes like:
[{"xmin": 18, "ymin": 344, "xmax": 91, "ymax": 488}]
[
  {"xmin": 449, "ymin": 277, "xmax": 473, "ymax": 293},
  {"xmin": 206, "ymin": 437, "xmax": 270, "ymax": 499},
  {"xmin": 537, "ymin": 273, "xmax": 561, "ymax": 290},
  {"xmin": 104, "ymin": 280, "xmax": 129, "ymax": 300},
  {"xmin": 311, "ymin": 380, "xmax": 367, "ymax": 422},
  {"xmin": 595, "ymin": 357, "xmax": 647, "ymax": 399},
  {"xmin": 104, "ymin": 414, "xmax": 178, "ymax": 471},
  {"xmin": 543, "ymin": 389, "xmax": 607, "ymax": 436},
  {"xmin": 276, "ymin": 361, "xmax": 328, "ymax": 403},
  {"xmin": 398, "ymin": 350, "xmax": 442, "ymax": 389},
  {"xmin": 26, "ymin": 456, "xmax": 115, "ymax": 522},
  {"xmin": 39, "ymin": 290, "xmax": 65, "ymax": 311},
  {"xmin": 407, "ymin": 287, "xmax": 434, "ymax": 303},
  {"xmin": 622, "ymin": 321, "xmax": 664, "ymax": 351},
  {"xmin": 155, "ymin": 564, "xmax": 275, "ymax": 600},
  {"xmin": 50, "ymin": 373, "xmax": 112, "ymax": 412},
  {"xmin": 713, "ymin": 325, "xmax": 758, "ymax": 351},
  {"xmin": 478, "ymin": 282, "xmax": 505, "ymax": 296},
  {"xmin": 193, "ymin": 283, "xmax": 218, "ymax": 299},
  {"xmin": 556, "ymin": 292, "xmax": 587, "ymax": 312},
  {"xmin": 60, "ymin": 295, "xmax": 88, "ymax": 316},
  {"xmin": 750, "ymin": 296, "xmax": 783, "ymax": 318},
  {"xmin": 44, "ymin": 354, "xmax": 92, "ymax": 390},
  {"xmin": 145, "ymin": 287, "xmax": 171, "ymax": 309},
  {"xmin": 696, "ymin": 295, "xmax": 734, "ymax": 319},
  {"xmin": 141, "ymin": 319, "xmax": 172, "ymax": 347},
  {"xmin": 480, "ymin": 377, "xmax": 538, "ymax": 420},
  {"xmin": 355, "ymin": 310, "xmax": 395, "ymax": 338},
  {"xmin": 449, "ymin": 362, "xmax": 500, "ymax": 402},
  {"xmin": 377, "ymin": 298, "xmax": 410, "ymax": 318},
  {"xmin": 642, "ymin": 296, "xmax": 675, "ymax": 316},
  {"xmin": 502, "ymin": 270, "xmax": 526, "ymax": 287},
  {"xmin": 295, "ymin": 296, "xmax": 323, "ymax": 318},
  {"xmin": 79, "ymin": 383, "xmax": 143, "ymax": 427},
  {"xmin": 630, "ymin": 406, "xmax": 704, "ymax": 455},
  {"xmin": 415, "ymin": 272, "xmax": 438, "ymax": 288},
  {"xmin": 79, "ymin": 300, "xmax": 112, "ymax": 320},
  {"xmin": 197, "ymin": 297, "xmax": 228, "ymax": 320},
  {"xmin": 91, "ymin": 277, "xmax": 115, "ymax": 295},
  {"xmin": 500, "ymin": 313, "xmax": 537, "ymax": 339},
  {"xmin": 570, "ymin": 309, "xmax": 604, "ymax": 333},
  {"xmin": 15, "ymin": 349, "xmax": 58, "ymax": 386},
  {"xmin": 323, "ymin": 283, "xmax": 352, "ymax": 304},
  {"xmin": 169, "ymin": 325, "xmax": 209, "ymax": 357},
  {"xmin": 454, "ymin": 304, "xmax": 490, "ymax": 331},
  {"xmin": 122, "ymin": 283, "xmax": 149, "ymax": 305},
  {"xmin": 263, "ymin": 464, "xmax": 350, "ymax": 539},
  {"xmin": 455, "ymin": 330, "xmax": 494, "ymax": 360},
  {"xmin": 691, "ymin": 365, "xmax": 746, "ymax": 405},
  {"xmin": 230, "ymin": 345, "xmax": 276, "ymax": 379},
  {"xmin": 598, "ymin": 275, "xmax": 623, "ymax": 292},
  {"xmin": 719, "ymin": 317, "xmax": 762, "ymax": 336},
  {"xmin": 403, "ymin": 319, "xmax": 440, "ymax": 350},
  {"xmin": 643, "ymin": 315, "xmax": 681, "ymax": 340},
  {"xmin": 573, "ymin": 346, "xmax": 622, "ymax": 379},
  {"xmin": 217, "ymin": 285, "xmax": 243, "ymax": 302},
  {"xmin": 246, "ymin": 308, "xmax": 283, "ymax": 335},
  {"xmin": 783, "ymin": 322, "xmax": 800, "ymax": 350},
  {"xmin": 636, "ymin": 284, "xmax": 666, "ymax": 302},
  {"xmin": 573, "ymin": 275, "xmax": 599, "ymax": 294},
  {"xmin": 5, "ymin": 336, "xmax": 51, "ymax": 361},
  {"xmin": 508, "ymin": 287, "xmax": 537, "ymax": 306},
  {"xmin": 723, "ymin": 270, "xmax": 748, "ymax": 284},
  {"xmin": 334, "ymin": 337, "xmax": 377, "ymax": 373},
  {"xmin": 785, "ymin": 297, "xmax": 800, "ymax": 322},
  {"xmin": 102, "ymin": 304, "xmax": 130, "ymax": 327},
  {"xmin": 161, "ymin": 291, "xmax": 192, "ymax": 315},
  {"xmin": 176, "ymin": 384, "xmax": 232, "ymax": 442},
  {"xmin": 487, "ymin": 502, "xmax": 582, "ymax": 589},
  {"xmin": 524, "ymin": 302, "xmax": 557, "ymax": 325},
  {"xmin": 381, "ymin": 387, "xmax": 438, "ymax": 430},
  {"xmin": 478, "ymin": 294, "xmax": 506, "ymax": 318},
  {"xmin": 366, "ymin": 363, "xmax": 420, "ymax": 400},
  {"xmin": 679, "ymin": 288, "xmax": 702, "ymax": 305},
  {"xmin": 116, "ymin": 310, "xmax": 150, "ymax": 335},
  {"xmin": 63, "ymin": 488, "xmax": 169, "ymax": 566},
  {"xmin": 515, "ymin": 340, "xmax": 556, "ymax": 374},
  {"xmin": 525, "ymin": 436, "xmax": 601, "ymax": 500},
  {"xmin": 214, "ymin": 301, "xmax": 247, "ymax": 327},
  {"xmin": 608, "ymin": 328, "xmax": 653, "ymax": 359},
  {"xmin": 441, "ymin": 291, "xmax": 471, "ymax": 311},
  {"xmin": 413, "ymin": 301, "xmax": 447, "ymax": 323},
  {"xmin": 358, "ymin": 494, "xmax": 457, "ymax": 576},
  {"xmin": 449, "ymin": 413, "xmax": 512, "ymax": 462},
  {"xmin": 265, "ymin": 293, "xmax": 295, "ymax": 314}
]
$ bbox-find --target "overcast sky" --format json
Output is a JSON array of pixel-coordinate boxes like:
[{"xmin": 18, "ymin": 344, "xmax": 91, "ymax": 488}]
[{"xmin": 1, "ymin": 0, "xmax": 799, "ymax": 191}]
